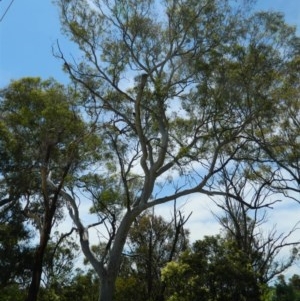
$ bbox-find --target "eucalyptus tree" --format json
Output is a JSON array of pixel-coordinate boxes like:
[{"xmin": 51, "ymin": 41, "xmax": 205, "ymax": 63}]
[
  {"xmin": 0, "ymin": 77, "xmax": 99, "ymax": 301},
  {"xmin": 52, "ymin": 0, "xmax": 300, "ymax": 300}
]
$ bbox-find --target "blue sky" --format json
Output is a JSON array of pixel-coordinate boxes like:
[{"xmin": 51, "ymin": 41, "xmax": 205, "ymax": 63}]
[
  {"xmin": 0, "ymin": 0, "xmax": 75, "ymax": 86},
  {"xmin": 0, "ymin": 0, "xmax": 300, "ymax": 87}
]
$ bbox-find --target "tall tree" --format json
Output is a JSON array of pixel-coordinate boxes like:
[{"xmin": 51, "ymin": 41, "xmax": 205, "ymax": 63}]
[
  {"xmin": 53, "ymin": 1, "xmax": 300, "ymax": 300},
  {"xmin": 0, "ymin": 77, "xmax": 98, "ymax": 301}
]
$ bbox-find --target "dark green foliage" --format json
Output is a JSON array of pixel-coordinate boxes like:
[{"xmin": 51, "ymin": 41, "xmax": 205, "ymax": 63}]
[
  {"xmin": 272, "ymin": 275, "xmax": 300, "ymax": 301},
  {"xmin": 0, "ymin": 284, "xmax": 27, "ymax": 301},
  {"xmin": 60, "ymin": 271, "xmax": 99, "ymax": 301},
  {"xmin": 0, "ymin": 202, "xmax": 33, "ymax": 288},
  {"xmin": 36, "ymin": 270, "xmax": 99, "ymax": 301},
  {"xmin": 0, "ymin": 77, "xmax": 99, "ymax": 301},
  {"xmin": 162, "ymin": 235, "xmax": 261, "ymax": 301}
]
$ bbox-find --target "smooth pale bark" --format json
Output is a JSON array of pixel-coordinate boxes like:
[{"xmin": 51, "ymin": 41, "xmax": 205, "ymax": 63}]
[
  {"xmin": 98, "ymin": 209, "xmax": 142, "ymax": 301},
  {"xmin": 48, "ymin": 177, "xmax": 144, "ymax": 301},
  {"xmin": 98, "ymin": 272, "xmax": 115, "ymax": 301}
]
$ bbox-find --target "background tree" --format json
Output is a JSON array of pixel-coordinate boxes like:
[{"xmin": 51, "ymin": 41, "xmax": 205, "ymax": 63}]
[
  {"xmin": 213, "ymin": 162, "xmax": 300, "ymax": 285},
  {"xmin": 61, "ymin": 270, "xmax": 99, "ymax": 301},
  {"xmin": 162, "ymin": 234, "xmax": 260, "ymax": 301},
  {"xmin": 162, "ymin": 164, "xmax": 300, "ymax": 301},
  {"xmin": 53, "ymin": 1, "xmax": 300, "ymax": 300},
  {"xmin": 115, "ymin": 208, "xmax": 190, "ymax": 301},
  {"xmin": 0, "ymin": 77, "xmax": 99, "ymax": 301},
  {"xmin": 272, "ymin": 275, "xmax": 300, "ymax": 301},
  {"xmin": 39, "ymin": 232, "xmax": 80, "ymax": 297},
  {"xmin": 162, "ymin": 231, "xmax": 298, "ymax": 301}
]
